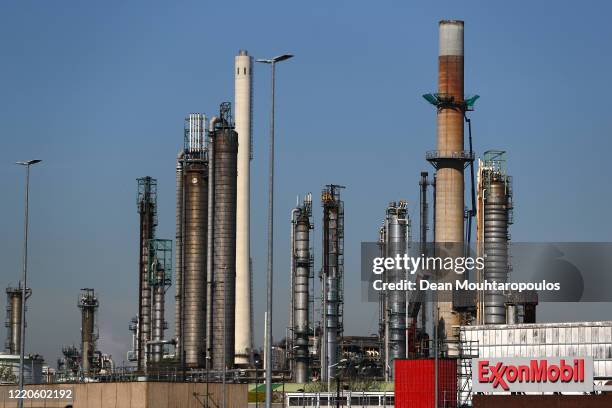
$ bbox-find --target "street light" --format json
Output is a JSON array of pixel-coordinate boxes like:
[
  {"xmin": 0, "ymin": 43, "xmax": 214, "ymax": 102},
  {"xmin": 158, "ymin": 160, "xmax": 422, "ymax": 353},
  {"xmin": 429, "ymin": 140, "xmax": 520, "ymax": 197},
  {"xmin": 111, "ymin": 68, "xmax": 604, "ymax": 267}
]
[
  {"xmin": 329, "ymin": 359, "xmax": 348, "ymax": 408},
  {"xmin": 256, "ymin": 53, "xmax": 293, "ymax": 408},
  {"xmin": 15, "ymin": 159, "xmax": 41, "ymax": 408}
]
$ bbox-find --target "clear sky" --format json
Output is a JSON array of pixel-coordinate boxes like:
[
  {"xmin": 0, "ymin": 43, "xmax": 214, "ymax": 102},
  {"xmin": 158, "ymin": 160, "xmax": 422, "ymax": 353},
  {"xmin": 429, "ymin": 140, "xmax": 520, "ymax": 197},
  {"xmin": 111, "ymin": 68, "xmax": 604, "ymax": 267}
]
[{"xmin": 1, "ymin": 1, "xmax": 611, "ymax": 366}]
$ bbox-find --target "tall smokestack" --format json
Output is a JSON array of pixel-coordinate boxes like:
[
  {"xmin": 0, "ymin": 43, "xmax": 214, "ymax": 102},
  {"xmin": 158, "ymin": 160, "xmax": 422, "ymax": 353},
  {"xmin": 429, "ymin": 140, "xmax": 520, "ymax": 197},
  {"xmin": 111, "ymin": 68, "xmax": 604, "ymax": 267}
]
[
  {"xmin": 234, "ymin": 49, "xmax": 253, "ymax": 367},
  {"xmin": 437, "ymin": 20, "xmax": 464, "ymax": 243},
  {"xmin": 426, "ymin": 20, "xmax": 468, "ymax": 346}
]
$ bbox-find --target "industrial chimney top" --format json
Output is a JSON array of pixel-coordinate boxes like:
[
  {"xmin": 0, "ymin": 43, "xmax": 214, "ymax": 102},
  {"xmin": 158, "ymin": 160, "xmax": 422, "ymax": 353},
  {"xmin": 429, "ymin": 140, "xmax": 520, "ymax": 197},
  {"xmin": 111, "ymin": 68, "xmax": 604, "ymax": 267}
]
[{"xmin": 439, "ymin": 19, "xmax": 464, "ymax": 26}]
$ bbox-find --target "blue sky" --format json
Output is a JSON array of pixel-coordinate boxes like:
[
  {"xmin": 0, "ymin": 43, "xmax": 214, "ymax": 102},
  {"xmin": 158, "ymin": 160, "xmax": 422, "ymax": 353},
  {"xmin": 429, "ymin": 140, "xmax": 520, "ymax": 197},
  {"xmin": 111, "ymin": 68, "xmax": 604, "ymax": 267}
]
[{"xmin": 1, "ymin": 1, "xmax": 611, "ymax": 365}]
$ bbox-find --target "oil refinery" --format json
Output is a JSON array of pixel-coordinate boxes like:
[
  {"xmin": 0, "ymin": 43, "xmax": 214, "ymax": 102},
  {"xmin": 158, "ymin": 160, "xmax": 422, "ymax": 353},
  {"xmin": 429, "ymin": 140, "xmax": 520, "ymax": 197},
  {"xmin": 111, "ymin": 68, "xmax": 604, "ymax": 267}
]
[{"xmin": 2, "ymin": 13, "xmax": 612, "ymax": 408}]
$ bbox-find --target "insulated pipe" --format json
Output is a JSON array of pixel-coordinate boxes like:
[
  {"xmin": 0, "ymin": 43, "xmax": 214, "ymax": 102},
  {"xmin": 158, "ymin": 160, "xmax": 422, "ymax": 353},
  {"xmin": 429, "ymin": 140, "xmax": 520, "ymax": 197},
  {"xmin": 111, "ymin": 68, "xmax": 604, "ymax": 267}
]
[
  {"xmin": 506, "ymin": 303, "xmax": 517, "ymax": 324},
  {"xmin": 205, "ymin": 122, "xmax": 216, "ymax": 369},
  {"xmin": 151, "ymin": 266, "xmax": 165, "ymax": 363},
  {"xmin": 419, "ymin": 172, "xmax": 429, "ymax": 333},
  {"xmin": 435, "ymin": 20, "xmax": 465, "ymax": 344},
  {"xmin": 289, "ymin": 207, "xmax": 299, "ymax": 372},
  {"xmin": 174, "ymin": 152, "xmax": 184, "ymax": 359},
  {"xmin": 234, "ymin": 50, "xmax": 254, "ymax": 366}
]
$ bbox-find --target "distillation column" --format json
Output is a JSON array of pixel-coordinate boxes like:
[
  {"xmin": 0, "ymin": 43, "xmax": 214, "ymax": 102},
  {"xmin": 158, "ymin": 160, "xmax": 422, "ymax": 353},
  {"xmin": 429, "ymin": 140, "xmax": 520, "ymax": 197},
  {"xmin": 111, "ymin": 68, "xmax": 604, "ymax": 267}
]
[
  {"xmin": 321, "ymin": 185, "xmax": 344, "ymax": 382},
  {"xmin": 234, "ymin": 50, "xmax": 253, "ymax": 367},
  {"xmin": 291, "ymin": 194, "xmax": 313, "ymax": 383},
  {"xmin": 210, "ymin": 103, "xmax": 239, "ymax": 370},
  {"xmin": 477, "ymin": 151, "xmax": 512, "ymax": 324},
  {"xmin": 137, "ymin": 177, "xmax": 157, "ymax": 371},
  {"xmin": 426, "ymin": 20, "xmax": 469, "ymax": 346},
  {"xmin": 78, "ymin": 288, "xmax": 99, "ymax": 376},
  {"xmin": 385, "ymin": 201, "xmax": 408, "ymax": 377},
  {"xmin": 177, "ymin": 113, "xmax": 208, "ymax": 369},
  {"xmin": 4, "ymin": 287, "xmax": 30, "ymax": 355},
  {"xmin": 150, "ymin": 239, "xmax": 172, "ymax": 364}
]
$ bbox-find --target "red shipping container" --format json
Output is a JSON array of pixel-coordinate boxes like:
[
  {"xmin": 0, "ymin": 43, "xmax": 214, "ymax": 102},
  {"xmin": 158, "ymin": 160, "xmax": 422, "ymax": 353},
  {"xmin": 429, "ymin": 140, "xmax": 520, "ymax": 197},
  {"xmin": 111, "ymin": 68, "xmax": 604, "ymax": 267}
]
[{"xmin": 395, "ymin": 359, "xmax": 457, "ymax": 408}]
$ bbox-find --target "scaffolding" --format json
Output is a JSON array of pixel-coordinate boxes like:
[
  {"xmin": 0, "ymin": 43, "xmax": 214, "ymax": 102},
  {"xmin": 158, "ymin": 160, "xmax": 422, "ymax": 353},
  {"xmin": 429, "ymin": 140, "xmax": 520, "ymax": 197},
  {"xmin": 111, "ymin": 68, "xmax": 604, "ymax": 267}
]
[
  {"xmin": 457, "ymin": 340, "xmax": 479, "ymax": 407},
  {"xmin": 147, "ymin": 239, "xmax": 173, "ymax": 286}
]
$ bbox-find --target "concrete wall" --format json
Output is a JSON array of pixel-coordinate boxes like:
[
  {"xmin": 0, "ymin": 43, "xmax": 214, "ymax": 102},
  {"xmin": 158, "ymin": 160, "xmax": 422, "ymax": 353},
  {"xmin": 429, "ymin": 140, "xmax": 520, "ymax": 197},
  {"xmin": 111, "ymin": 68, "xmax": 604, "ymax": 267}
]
[{"xmin": 0, "ymin": 382, "xmax": 247, "ymax": 408}]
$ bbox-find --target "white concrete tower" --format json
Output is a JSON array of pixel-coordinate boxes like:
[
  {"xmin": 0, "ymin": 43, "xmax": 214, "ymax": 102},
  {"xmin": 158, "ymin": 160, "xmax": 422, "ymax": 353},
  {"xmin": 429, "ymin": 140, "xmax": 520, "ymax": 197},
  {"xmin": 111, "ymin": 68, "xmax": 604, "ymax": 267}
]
[{"xmin": 234, "ymin": 49, "xmax": 253, "ymax": 366}]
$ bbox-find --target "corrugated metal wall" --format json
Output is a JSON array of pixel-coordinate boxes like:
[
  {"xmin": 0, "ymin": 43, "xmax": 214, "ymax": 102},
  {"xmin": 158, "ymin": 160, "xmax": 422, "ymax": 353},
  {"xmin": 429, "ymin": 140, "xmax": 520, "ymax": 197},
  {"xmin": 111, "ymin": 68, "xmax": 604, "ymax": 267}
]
[{"xmin": 395, "ymin": 359, "xmax": 457, "ymax": 408}]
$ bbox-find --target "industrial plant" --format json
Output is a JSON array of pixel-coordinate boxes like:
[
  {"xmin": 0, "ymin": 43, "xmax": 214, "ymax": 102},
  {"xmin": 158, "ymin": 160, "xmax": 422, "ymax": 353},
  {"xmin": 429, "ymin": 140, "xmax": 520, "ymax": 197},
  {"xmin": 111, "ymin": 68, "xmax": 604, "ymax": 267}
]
[{"xmin": 1, "ymin": 17, "xmax": 612, "ymax": 408}]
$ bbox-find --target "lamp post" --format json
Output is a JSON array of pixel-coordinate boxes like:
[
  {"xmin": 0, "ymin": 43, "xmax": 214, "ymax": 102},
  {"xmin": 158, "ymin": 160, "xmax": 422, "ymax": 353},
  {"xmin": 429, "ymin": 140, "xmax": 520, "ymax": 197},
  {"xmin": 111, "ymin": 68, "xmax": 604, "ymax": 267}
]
[
  {"xmin": 256, "ymin": 53, "xmax": 293, "ymax": 408},
  {"xmin": 328, "ymin": 359, "xmax": 347, "ymax": 408},
  {"xmin": 15, "ymin": 159, "xmax": 41, "ymax": 408}
]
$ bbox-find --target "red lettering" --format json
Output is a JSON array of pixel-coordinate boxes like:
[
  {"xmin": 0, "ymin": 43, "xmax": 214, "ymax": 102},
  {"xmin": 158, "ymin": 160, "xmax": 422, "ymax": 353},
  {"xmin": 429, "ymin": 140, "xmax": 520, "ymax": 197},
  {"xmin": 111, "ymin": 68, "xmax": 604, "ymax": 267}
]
[
  {"xmin": 530, "ymin": 360, "xmax": 547, "ymax": 382},
  {"xmin": 548, "ymin": 365, "xmax": 560, "ymax": 382},
  {"xmin": 490, "ymin": 362, "xmax": 509, "ymax": 390},
  {"xmin": 506, "ymin": 366, "xmax": 518, "ymax": 383},
  {"xmin": 517, "ymin": 365, "xmax": 529, "ymax": 383},
  {"xmin": 476, "ymin": 358, "xmax": 589, "ymax": 391},
  {"xmin": 478, "ymin": 360, "xmax": 490, "ymax": 383},
  {"xmin": 560, "ymin": 359, "xmax": 573, "ymax": 383}
]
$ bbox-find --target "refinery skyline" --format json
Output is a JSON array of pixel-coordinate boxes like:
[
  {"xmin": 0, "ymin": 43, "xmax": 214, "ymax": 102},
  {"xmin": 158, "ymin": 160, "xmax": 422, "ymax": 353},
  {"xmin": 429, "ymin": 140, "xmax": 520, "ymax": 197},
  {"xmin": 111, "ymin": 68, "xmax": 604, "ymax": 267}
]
[{"xmin": 1, "ymin": 0, "xmax": 612, "ymax": 368}]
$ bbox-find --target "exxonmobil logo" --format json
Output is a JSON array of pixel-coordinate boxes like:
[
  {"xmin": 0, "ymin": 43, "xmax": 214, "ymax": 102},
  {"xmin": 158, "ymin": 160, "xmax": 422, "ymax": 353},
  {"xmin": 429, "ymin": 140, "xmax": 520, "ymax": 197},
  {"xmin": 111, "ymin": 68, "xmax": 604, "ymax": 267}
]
[{"xmin": 471, "ymin": 357, "xmax": 594, "ymax": 393}]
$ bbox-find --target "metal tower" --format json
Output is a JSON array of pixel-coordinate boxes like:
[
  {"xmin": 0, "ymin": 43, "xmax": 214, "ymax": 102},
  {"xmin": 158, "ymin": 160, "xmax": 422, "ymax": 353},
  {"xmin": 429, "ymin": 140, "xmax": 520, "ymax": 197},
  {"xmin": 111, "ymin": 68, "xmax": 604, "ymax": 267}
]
[
  {"xmin": 320, "ymin": 184, "xmax": 345, "ymax": 382},
  {"xmin": 290, "ymin": 193, "xmax": 313, "ymax": 383},
  {"xmin": 137, "ymin": 177, "xmax": 157, "ymax": 371}
]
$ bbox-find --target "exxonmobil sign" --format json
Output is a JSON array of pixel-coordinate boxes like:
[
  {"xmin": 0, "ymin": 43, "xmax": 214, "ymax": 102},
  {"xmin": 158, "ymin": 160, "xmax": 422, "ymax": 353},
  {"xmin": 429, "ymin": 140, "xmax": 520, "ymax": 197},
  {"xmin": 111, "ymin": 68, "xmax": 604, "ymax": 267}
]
[{"xmin": 472, "ymin": 357, "xmax": 594, "ymax": 393}]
